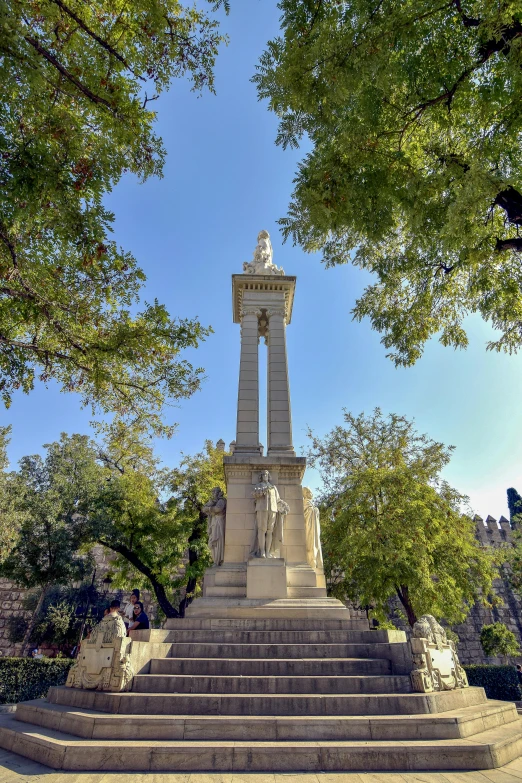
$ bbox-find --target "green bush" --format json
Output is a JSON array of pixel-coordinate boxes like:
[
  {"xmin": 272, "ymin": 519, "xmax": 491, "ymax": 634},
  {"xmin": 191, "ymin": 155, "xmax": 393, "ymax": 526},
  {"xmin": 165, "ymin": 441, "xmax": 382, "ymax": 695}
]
[
  {"xmin": 464, "ymin": 665, "xmax": 522, "ymax": 702},
  {"xmin": 0, "ymin": 658, "xmax": 74, "ymax": 704}
]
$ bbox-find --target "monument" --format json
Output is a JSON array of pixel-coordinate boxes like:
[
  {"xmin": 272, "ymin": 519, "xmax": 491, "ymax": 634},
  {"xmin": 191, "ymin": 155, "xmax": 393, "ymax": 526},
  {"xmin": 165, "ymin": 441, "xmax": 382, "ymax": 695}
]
[
  {"xmin": 187, "ymin": 230, "xmax": 348, "ymax": 618},
  {"xmin": 1, "ymin": 232, "xmax": 521, "ymax": 774}
]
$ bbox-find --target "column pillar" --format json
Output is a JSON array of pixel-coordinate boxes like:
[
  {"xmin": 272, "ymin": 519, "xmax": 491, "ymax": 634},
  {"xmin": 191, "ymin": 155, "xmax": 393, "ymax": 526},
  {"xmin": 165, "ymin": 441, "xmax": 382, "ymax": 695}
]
[
  {"xmin": 234, "ymin": 307, "xmax": 260, "ymax": 453},
  {"xmin": 267, "ymin": 308, "xmax": 294, "ymax": 455}
]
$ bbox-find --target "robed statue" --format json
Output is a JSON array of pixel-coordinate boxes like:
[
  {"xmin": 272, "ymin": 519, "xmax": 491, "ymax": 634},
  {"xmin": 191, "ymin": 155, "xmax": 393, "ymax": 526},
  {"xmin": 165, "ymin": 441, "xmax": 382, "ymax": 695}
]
[
  {"xmin": 303, "ymin": 487, "xmax": 323, "ymax": 569},
  {"xmin": 202, "ymin": 487, "xmax": 226, "ymax": 566},
  {"xmin": 251, "ymin": 471, "xmax": 289, "ymax": 558}
]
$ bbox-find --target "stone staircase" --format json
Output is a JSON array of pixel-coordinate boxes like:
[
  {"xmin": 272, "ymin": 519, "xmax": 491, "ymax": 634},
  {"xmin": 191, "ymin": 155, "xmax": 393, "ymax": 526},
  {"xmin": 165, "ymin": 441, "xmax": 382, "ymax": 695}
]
[{"xmin": 1, "ymin": 617, "xmax": 522, "ymax": 772}]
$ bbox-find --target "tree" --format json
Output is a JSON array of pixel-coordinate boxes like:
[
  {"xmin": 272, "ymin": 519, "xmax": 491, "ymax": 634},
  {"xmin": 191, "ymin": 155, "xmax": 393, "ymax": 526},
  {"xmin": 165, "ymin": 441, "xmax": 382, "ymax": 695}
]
[
  {"xmin": 480, "ymin": 622, "xmax": 520, "ymax": 659},
  {"xmin": 0, "ymin": 0, "xmax": 228, "ymax": 427},
  {"xmin": 308, "ymin": 408, "xmax": 499, "ymax": 627},
  {"xmin": 168, "ymin": 440, "xmax": 227, "ymax": 615},
  {"xmin": 256, "ymin": 1, "xmax": 522, "ymax": 366},
  {"xmin": 0, "ymin": 426, "xmax": 24, "ymax": 562},
  {"xmin": 80, "ymin": 424, "xmax": 226, "ymax": 617},
  {"xmin": 507, "ymin": 487, "xmax": 522, "ymax": 529},
  {"xmin": 0, "ymin": 433, "xmax": 98, "ymax": 654}
]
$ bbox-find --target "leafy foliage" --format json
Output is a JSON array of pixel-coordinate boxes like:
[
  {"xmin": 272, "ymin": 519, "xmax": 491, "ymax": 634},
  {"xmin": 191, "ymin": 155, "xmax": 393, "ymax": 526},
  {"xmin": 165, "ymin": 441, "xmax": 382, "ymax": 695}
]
[
  {"xmin": 256, "ymin": 1, "xmax": 522, "ymax": 364},
  {"xmin": 480, "ymin": 622, "xmax": 521, "ymax": 658},
  {"xmin": 0, "ymin": 0, "xmax": 227, "ymax": 426},
  {"xmin": 308, "ymin": 408, "xmax": 499, "ymax": 626},
  {"xmin": 464, "ymin": 664, "xmax": 522, "ymax": 702},
  {"xmin": 0, "ymin": 426, "xmax": 24, "ymax": 562},
  {"xmin": 7, "ymin": 583, "xmax": 110, "ymax": 649},
  {"xmin": 0, "ymin": 658, "xmax": 73, "ymax": 704}
]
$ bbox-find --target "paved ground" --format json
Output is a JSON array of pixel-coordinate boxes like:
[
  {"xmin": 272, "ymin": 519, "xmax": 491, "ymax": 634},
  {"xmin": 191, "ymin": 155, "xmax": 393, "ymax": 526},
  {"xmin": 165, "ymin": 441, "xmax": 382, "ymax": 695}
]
[{"xmin": 3, "ymin": 749, "xmax": 522, "ymax": 783}]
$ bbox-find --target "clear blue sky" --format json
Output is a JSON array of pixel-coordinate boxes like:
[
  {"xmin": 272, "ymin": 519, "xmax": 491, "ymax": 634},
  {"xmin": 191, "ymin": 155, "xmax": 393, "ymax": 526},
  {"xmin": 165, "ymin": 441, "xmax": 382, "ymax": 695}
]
[{"xmin": 3, "ymin": 1, "xmax": 522, "ymax": 520}]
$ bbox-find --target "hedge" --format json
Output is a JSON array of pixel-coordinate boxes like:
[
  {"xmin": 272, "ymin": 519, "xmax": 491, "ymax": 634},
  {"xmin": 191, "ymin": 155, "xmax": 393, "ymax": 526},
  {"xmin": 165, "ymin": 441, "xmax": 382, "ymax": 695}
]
[
  {"xmin": 0, "ymin": 658, "xmax": 74, "ymax": 704},
  {"xmin": 464, "ymin": 665, "xmax": 522, "ymax": 702}
]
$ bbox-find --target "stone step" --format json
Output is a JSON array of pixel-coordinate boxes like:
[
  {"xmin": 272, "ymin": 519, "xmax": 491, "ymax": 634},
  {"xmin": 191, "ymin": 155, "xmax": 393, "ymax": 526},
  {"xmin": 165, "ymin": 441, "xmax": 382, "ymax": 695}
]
[
  {"xmin": 165, "ymin": 641, "xmax": 409, "ymax": 663},
  {"xmin": 163, "ymin": 618, "xmax": 370, "ymax": 631},
  {"xmin": 16, "ymin": 699, "xmax": 518, "ymax": 741},
  {"xmin": 287, "ymin": 587, "xmax": 327, "ymax": 598},
  {"xmin": 205, "ymin": 586, "xmax": 246, "ymax": 598},
  {"xmin": 149, "ymin": 656, "xmax": 392, "ymax": 676},
  {"xmin": 47, "ymin": 684, "xmax": 488, "ymax": 716},
  {"xmin": 132, "ymin": 673, "xmax": 411, "ymax": 695},
  {"xmin": 2, "ymin": 713, "xmax": 522, "ymax": 771},
  {"xmin": 150, "ymin": 629, "xmax": 401, "ymax": 644}
]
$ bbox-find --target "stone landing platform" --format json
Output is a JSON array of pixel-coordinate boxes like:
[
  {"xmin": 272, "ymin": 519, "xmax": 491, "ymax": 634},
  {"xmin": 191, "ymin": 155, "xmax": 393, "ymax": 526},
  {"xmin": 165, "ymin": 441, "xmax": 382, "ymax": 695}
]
[{"xmin": 0, "ymin": 618, "xmax": 521, "ymax": 772}]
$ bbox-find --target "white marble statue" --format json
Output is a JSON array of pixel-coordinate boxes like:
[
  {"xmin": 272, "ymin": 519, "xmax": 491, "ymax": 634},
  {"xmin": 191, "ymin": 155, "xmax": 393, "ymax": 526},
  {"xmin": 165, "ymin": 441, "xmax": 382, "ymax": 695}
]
[
  {"xmin": 202, "ymin": 487, "xmax": 227, "ymax": 566},
  {"xmin": 243, "ymin": 230, "xmax": 285, "ymax": 276},
  {"xmin": 270, "ymin": 498, "xmax": 290, "ymax": 557},
  {"xmin": 303, "ymin": 487, "xmax": 324, "ymax": 569},
  {"xmin": 252, "ymin": 470, "xmax": 282, "ymax": 558}
]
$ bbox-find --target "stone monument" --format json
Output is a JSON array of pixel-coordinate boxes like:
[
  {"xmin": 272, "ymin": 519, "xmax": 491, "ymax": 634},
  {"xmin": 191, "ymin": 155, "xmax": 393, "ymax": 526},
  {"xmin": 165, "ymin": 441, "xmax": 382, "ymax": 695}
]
[{"xmin": 187, "ymin": 231, "xmax": 349, "ymax": 618}]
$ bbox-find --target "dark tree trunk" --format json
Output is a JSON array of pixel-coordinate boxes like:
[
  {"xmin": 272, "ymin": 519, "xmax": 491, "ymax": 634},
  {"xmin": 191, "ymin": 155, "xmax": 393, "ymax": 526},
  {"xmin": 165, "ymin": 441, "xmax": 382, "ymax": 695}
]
[
  {"xmin": 178, "ymin": 511, "xmax": 207, "ymax": 618},
  {"xmin": 98, "ymin": 539, "xmax": 180, "ymax": 618},
  {"xmin": 20, "ymin": 586, "xmax": 47, "ymax": 657},
  {"xmin": 396, "ymin": 584, "xmax": 418, "ymax": 628}
]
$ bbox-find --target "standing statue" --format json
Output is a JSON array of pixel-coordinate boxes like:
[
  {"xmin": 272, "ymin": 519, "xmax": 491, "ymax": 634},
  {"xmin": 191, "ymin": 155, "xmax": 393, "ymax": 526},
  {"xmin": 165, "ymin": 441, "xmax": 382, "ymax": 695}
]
[
  {"xmin": 251, "ymin": 470, "xmax": 281, "ymax": 558},
  {"xmin": 270, "ymin": 498, "xmax": 290, "ymax": 558},
  {"xmin": 303, "ymin": 487, "xmax": 324, "ymax": 569},
  {"xmin": 202, "ymin": 487, "xmax": 227, "ymax": 566},
  {"xmin": 243, "ymin": 230, "xmax": 285, "ymax": 276}
]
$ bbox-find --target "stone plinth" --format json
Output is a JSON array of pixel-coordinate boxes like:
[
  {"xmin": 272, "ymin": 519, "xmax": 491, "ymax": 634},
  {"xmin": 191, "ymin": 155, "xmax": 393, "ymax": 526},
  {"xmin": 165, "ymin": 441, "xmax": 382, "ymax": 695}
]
[{"xmin": 247, "ymin": 558, "xmax": 287, "ymax": 599}]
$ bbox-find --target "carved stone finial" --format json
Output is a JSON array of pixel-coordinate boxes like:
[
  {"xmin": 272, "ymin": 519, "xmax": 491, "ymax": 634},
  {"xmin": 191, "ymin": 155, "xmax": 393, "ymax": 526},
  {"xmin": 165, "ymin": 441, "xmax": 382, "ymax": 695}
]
[
  {"xmin": 410, "ymin": 614, "xmax": 468, "ymax": 693},
  {"xmin": 216, "ymin": 439, "xmax": 225, "ymax": 452},
  {"xmin": 242, "ymin": 230, "xmax": 285, "ymax": 276},
  {"xmin": 66, "ymin": 613, "xmax": 134, "ymax": 692}
]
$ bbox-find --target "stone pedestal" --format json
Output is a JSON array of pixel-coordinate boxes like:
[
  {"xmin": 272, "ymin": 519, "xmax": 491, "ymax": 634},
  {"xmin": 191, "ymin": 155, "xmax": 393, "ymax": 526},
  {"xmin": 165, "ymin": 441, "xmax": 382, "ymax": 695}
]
[{"xmin": 247, "ymin": 558, "xmax": 287, "ymax": 599}]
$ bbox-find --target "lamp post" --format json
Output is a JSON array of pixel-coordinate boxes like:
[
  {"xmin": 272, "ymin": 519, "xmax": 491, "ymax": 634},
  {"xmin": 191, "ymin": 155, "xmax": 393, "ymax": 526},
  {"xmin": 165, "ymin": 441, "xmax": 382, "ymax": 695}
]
[{"xmin": 74, "ymin": 569, "xmax": 96, "ymax": 658}]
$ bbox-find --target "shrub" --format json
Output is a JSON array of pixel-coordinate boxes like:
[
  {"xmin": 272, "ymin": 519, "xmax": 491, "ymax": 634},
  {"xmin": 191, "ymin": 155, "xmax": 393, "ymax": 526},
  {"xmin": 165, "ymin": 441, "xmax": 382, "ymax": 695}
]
[
  {"xmin": 0, "ymin": 658, "xmax": 73, "ymax": 704},
  {"xmin": 480, "ymin": 622, "xmax": 520, "ymax": 658},
  {"xmin": 464, "ymin": 665, "xmax": 522, "ymax": 702}
]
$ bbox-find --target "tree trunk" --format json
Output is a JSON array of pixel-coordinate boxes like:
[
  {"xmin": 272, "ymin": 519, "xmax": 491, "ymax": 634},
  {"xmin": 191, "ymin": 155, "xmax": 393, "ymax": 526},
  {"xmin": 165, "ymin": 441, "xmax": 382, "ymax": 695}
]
[
  {"xmin": 98, "ymin": 539, "xmax": 180, "ymax": 618},
  {"xmin": 20, "ymin": 586, "xmax": 47, "ymax": 657},
  {"xmin": 178, "ymin": 511, "xmax": 207, "ymax": 617},
  {"xmin": 396, "ymin": 584, "xmax": 418, "ymax": 628}
]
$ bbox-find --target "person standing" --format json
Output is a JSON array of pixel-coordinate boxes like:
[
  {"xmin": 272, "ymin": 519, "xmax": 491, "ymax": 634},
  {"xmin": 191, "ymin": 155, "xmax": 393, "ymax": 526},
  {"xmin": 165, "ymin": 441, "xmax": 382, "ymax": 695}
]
[{"xmin": 123, "ymin": 589, "xmax": 140, "ymax": 630}]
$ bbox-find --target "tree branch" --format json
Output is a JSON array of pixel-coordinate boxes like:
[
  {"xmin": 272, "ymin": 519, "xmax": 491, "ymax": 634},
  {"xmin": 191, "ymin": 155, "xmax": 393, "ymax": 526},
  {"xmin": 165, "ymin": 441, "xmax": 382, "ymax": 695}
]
[
  {"xmin": 49, "ymin": 0, "xmax": 145, "ymax": 81},
  {"xmin": 24, "ymin": 34, "xmax": 114, "ymax": 111}
]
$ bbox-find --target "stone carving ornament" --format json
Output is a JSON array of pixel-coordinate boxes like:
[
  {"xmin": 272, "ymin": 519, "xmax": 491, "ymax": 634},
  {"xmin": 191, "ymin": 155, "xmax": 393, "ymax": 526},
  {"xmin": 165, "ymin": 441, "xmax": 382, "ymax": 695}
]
[
  {"xmin": 202, "ymin": 487, "xmax": 227, "ymax": 566},
  {"xmin": 251, "ymin": 471, "xmax": 289, "ymax": 558},
  {"xmin": 303, "ymin": 487, "xmax": 324, "ymax": 570},
  {"xmin": 243, "ymin": 230, "xmax": 285, "ymax": 276},
  {"xmin": 410, "ymin": 614, "xmax": 468, "ymax": 693},
  {"xmin": 66, "ymin": 613, "xmax": 134, "ymax": 692}
]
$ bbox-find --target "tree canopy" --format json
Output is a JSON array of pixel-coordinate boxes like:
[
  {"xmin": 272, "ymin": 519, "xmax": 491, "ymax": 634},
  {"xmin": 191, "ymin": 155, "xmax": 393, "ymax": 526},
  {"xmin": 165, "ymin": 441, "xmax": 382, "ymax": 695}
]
[
  {"xmin": 2, "ymin": 425, "xmax": 227, "ymax": 618},
  {"xmin": 256, "ymin": 1, "xmax": 522, "ymax": 365},
  {"xmin": 308, "ymin": 408, "xmax": 499, "ymax": 626},
  {"xmin": 0, "ymin": 425, "xmax": 24, "ymax": 562},
  {"xmin": 0, "ymin": 0, "xmax": 228, "ymax": 427},
  {"xmin": 0, "ymin": 433, "xmax": 98, "ymax": 651},
  {"xmin": 507, "ymin": 487, "xmax": 522, "ymax": 528}
]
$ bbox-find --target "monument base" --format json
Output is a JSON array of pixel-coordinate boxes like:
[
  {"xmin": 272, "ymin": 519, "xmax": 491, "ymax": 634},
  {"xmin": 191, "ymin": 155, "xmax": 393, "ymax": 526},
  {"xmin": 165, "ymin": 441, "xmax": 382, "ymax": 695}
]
[
  {"xmin": 247, "ymin": 558, "xmax": 287, "ymax": 599},
  {"xmin": 183, "ymin": 596, "xmax": 351, "ymax": 620}
]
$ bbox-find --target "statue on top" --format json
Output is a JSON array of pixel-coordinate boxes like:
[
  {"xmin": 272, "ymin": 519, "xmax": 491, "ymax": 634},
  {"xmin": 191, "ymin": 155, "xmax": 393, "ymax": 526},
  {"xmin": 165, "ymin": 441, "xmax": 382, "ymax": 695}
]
[{"xmin": 243, "ymin": 230, "xmax": 285, "ymax": 276}]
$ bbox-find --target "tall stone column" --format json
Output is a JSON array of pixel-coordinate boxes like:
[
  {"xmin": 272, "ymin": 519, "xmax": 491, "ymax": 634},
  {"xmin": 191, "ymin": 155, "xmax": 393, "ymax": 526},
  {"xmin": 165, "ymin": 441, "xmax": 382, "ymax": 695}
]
[
  {"xmin": 234, "ymin": 307, "xmax": 260, "ymax": 453},
  {"xmin": 267, "ymin": 308, "xmax": 294, "ymax": 456}
]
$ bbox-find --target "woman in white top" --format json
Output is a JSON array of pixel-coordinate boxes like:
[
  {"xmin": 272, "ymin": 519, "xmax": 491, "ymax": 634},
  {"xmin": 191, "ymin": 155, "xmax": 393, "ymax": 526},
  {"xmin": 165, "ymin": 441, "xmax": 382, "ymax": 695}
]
[{"xmin": 123, "ymin": 589, "xmax": 140, "ymax": 629}]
